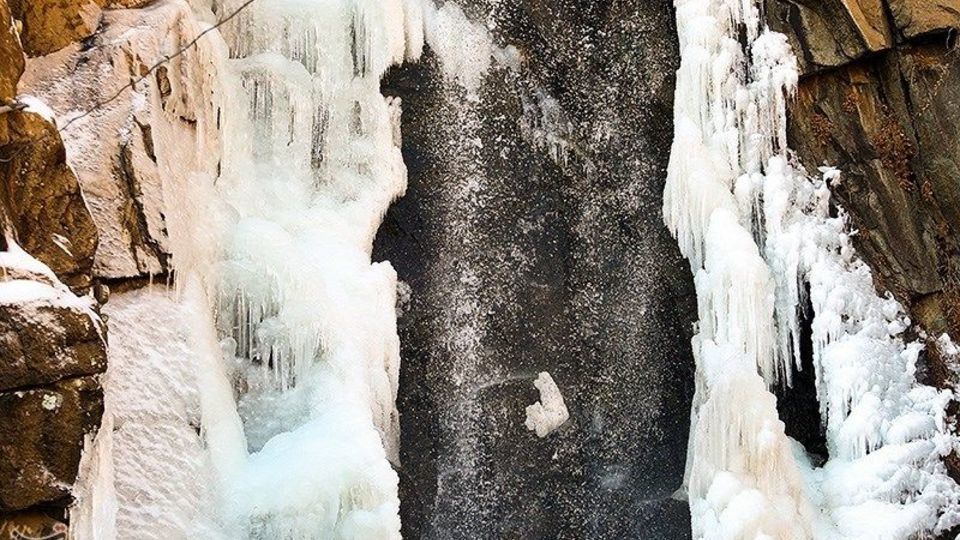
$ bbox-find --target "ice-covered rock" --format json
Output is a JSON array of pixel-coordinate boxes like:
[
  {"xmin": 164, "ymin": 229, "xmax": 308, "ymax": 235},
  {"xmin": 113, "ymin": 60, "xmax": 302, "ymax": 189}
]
[{"xmin": 20, "ymin": 0, "xmax": 223, "ymax": 281}]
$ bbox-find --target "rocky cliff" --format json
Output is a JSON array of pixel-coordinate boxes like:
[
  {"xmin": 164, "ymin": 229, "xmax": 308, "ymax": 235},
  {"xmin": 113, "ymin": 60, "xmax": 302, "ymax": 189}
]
[
  {"xmin": 766, "ymin": 0, "xmax": 960, "ymax": 489},
  {"xmin": 0, "ymin": 0, "xmax": 105, "ymax": 535}
]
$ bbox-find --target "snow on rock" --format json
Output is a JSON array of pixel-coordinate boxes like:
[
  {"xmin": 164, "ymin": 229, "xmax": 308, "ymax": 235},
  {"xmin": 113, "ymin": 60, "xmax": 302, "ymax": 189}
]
[
  {"xmin": 19, "ymin": 0, "xmax": 224, "ymax": 281},
  {"xmin": 0, "ymin": 241, "xmax": 101, "ymax": 319},
  {"xmin": 0, "ymin": 241, "xmax": 105, "ymax": 513},
  {"xmin": 70, "ymin": 288, "xmax": 224, "ymax": 540},
  {"xmin": 666, "ymin": 0, "xmax": 960, "ymax": 538},
  {"xmin": 15, "ymin": 95, "xmax": 57, "ymax": 124},
  {"xmin": 524, "ymin": 372, "xmax": 569, "ymax": 438}
]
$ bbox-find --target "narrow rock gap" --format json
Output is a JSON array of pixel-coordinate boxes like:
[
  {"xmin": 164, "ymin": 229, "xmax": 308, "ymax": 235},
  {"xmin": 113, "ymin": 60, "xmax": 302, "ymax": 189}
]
[{"xmin": 776, "ymin": 286, "xmax": 828, "ymax": 461}]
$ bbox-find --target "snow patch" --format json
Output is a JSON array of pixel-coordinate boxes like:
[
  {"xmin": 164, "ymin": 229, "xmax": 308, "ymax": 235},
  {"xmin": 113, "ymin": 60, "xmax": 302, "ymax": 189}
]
[{"xmin": 524, "ymin": 372, "xmax": 569, "ymax": 438}]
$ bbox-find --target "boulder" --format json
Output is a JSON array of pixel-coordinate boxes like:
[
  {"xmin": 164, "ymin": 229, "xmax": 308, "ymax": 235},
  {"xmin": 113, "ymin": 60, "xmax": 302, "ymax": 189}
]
[
  {"xmin": 7, "ymin": 0, "xmax": 105, "ymax": 57},
  {"xmin": 0, "ymin": 296, "xmax": 106, "ymax": 393},
  {"xmin": 0, "ymin": 375, "xmax": 102, "ymax": 511},
  {"xmin": 18, "ymin": 1, "xmax": 223, "ymax": 281},
  {"xmin": 765, "ymin": 0, "xmax": 893, "ymax": 74},
  {"xmin": 0, "ymin": 110, "xmax": 99, "ymax": 292},
  {"xmin": 765, "ymin": 0, "xmax": 960, "ymax": 74}
]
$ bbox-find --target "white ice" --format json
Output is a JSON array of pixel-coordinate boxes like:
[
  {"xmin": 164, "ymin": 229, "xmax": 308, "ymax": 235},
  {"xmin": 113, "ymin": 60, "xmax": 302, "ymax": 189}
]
[
  {"xmin": 665, "ymin": 0, "xmax": 960, "ymax": 538},
  {"xmin": 524, "ymin": 372, "xmax": 570, "ymax": 438}
]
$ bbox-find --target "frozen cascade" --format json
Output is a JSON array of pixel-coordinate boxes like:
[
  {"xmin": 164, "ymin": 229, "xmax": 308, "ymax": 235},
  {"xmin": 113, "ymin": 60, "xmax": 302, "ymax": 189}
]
[
  {"xmin": 60, "ymin": 1, "xmax": 503, "ymax": 537},
  {"xmin": 664, "ymin": 0, "xmax": 960, "ymax": 539},
  {"xmin": 666, "ymin": 0, "xmax": 960, "ymax": 538},
  {"xmin": 184, "ymin": 0, "xmax": 428, "ymax": 537}
]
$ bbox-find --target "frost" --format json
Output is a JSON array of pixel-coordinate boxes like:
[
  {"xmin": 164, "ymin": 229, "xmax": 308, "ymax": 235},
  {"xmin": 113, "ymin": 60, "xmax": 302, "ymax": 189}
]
[
  {"xmin": 0, "ymin": 241, "xmax": 101, "ymax": 322},
  {"xmin": 524, "ymin": 372, "xmax": 569, "ymax": 438},
  {"xmin": 421, "ymin": 1, "xmax": 492, "ymax": 93},
  {"xmin": 16, "ymin": 94, "xmax": 57, "ymax": 124}
]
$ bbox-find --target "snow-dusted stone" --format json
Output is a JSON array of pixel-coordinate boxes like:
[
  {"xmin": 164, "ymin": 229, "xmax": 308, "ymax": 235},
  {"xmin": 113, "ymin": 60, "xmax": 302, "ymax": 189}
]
[
  {"xmin": 19, "ymin": 0, "xmax": 223, "ymax": 281},
  {"xmin": 0, "ymin": 295, "xmax": 105, "ymax": 392},
  {"xmin": 0, "ymin": 375, "xmax": 102, "ymax": 511},
  {"xmin": 0, "ymin": 246, "xmax": 105, "ymax": 513}
]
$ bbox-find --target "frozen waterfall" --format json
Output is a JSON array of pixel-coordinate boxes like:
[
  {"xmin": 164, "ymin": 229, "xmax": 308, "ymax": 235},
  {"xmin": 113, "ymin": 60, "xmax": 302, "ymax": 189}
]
[
  {"xmin": 666, "ymin": 0, "xmax": 960, "ymax": 538},
  {"xmin": 69, "ymin": 0, "xmax": 426, "ymax": 538},
  {"xmin": 196, "ymin": 0, "xmax": 425, "ymax": 537},
  {"xmin": 55, "ymin": 0, "xmax": 960, "ymax": 537}
]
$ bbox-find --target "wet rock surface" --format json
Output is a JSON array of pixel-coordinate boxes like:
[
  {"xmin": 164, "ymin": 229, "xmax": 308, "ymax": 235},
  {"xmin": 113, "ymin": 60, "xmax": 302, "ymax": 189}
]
[{"xmin": 376, "ymin": 1, "xmax": 697, "ymax": 538}]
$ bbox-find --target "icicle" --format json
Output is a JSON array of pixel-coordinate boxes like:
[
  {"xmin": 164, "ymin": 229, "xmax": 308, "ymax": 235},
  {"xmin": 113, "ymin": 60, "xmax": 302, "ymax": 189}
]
[{"xmin": 667, "ymin": 0, "xmax": 960, "ymax": 537}]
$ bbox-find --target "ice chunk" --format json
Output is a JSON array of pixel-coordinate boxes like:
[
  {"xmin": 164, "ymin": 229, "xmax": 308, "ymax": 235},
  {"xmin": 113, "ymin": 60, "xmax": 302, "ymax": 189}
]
[{"xmin": 524, "ymin": 372, "xmax": 570, "ymax": 438}]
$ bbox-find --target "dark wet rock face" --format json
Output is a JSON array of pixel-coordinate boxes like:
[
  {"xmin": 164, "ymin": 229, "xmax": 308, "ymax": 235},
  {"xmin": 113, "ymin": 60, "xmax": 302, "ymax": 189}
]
[{"xmin": 375, "ymin": 1, "xmax": 696, "ymax": 537}]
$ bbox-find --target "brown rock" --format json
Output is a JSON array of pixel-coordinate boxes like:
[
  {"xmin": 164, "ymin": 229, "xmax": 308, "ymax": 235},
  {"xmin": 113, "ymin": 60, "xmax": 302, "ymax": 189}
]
[
  {"xmin": 0, "ymin": 111, "xmax": 99, "ymax": 292},
  {"xmin": 0, "ymin": 376, "xmax": 102, "ymax": 511},
  {"xmin": 787, "ymin": 41, "xmax": 960, "ymax": 401},
  {"xmin": 0, "ymin": 0, "xmax": 23, "ymax": 102},
  {"xmin": 17, "ymin": 3, "xmax": 223, "ymax": 281},
  {"xmin": 0, "ymin": 509, "xmax": 68, "ymax": 539},
  {"xmin": 887, "ymin": 0, "xmax": 960, "ymax": 39},
  {"xmin": 0, "ymin": 297, "xmax": 106, "ymax": 393},
  {"xmin": 0, "ymin": 0, "xmax": 25, "ymax": 148},
  {"xmin": 8, "ymin": 0, "xmax": 105, "ymax": 57},
  {"xmin": 765, "ymin": 0, "xmax": 894, "ymax": 74}
]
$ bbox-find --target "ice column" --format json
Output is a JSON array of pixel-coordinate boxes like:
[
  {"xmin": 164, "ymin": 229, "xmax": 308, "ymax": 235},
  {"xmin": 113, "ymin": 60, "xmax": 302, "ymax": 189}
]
[
  {"xmin": 193, "ymin": 0, "xmax": 424, "ymax": 537},
  {"xmin": 666, "ymin": 0, "xmax": 960, "ymax": 538}
]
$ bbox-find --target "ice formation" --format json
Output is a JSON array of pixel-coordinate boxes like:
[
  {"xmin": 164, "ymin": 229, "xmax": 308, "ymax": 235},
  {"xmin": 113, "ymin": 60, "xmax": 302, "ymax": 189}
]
[
  {"xmin": 71, "ymin": 289, "xmax": 223, "ymax": 540},
  {"xmin": 524, "ymin": 372, "xmax": 570, "ymax": 438},
  {"xmin": 63, "ymin": 0, "xmax": 429, "ymax": 537},
  {"xmin": 666, "ymin": 0, "xmax": 960, "ymax": 538},
  {"xmin": 179, "ymin": 0, "xmax": 425, "ymax": 536}
]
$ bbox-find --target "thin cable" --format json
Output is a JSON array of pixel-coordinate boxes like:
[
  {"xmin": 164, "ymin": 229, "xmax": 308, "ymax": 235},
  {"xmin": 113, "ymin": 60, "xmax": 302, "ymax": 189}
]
[{"xmin": 58, "ymin": 0, "xmax": 257, "ymax": 131}]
